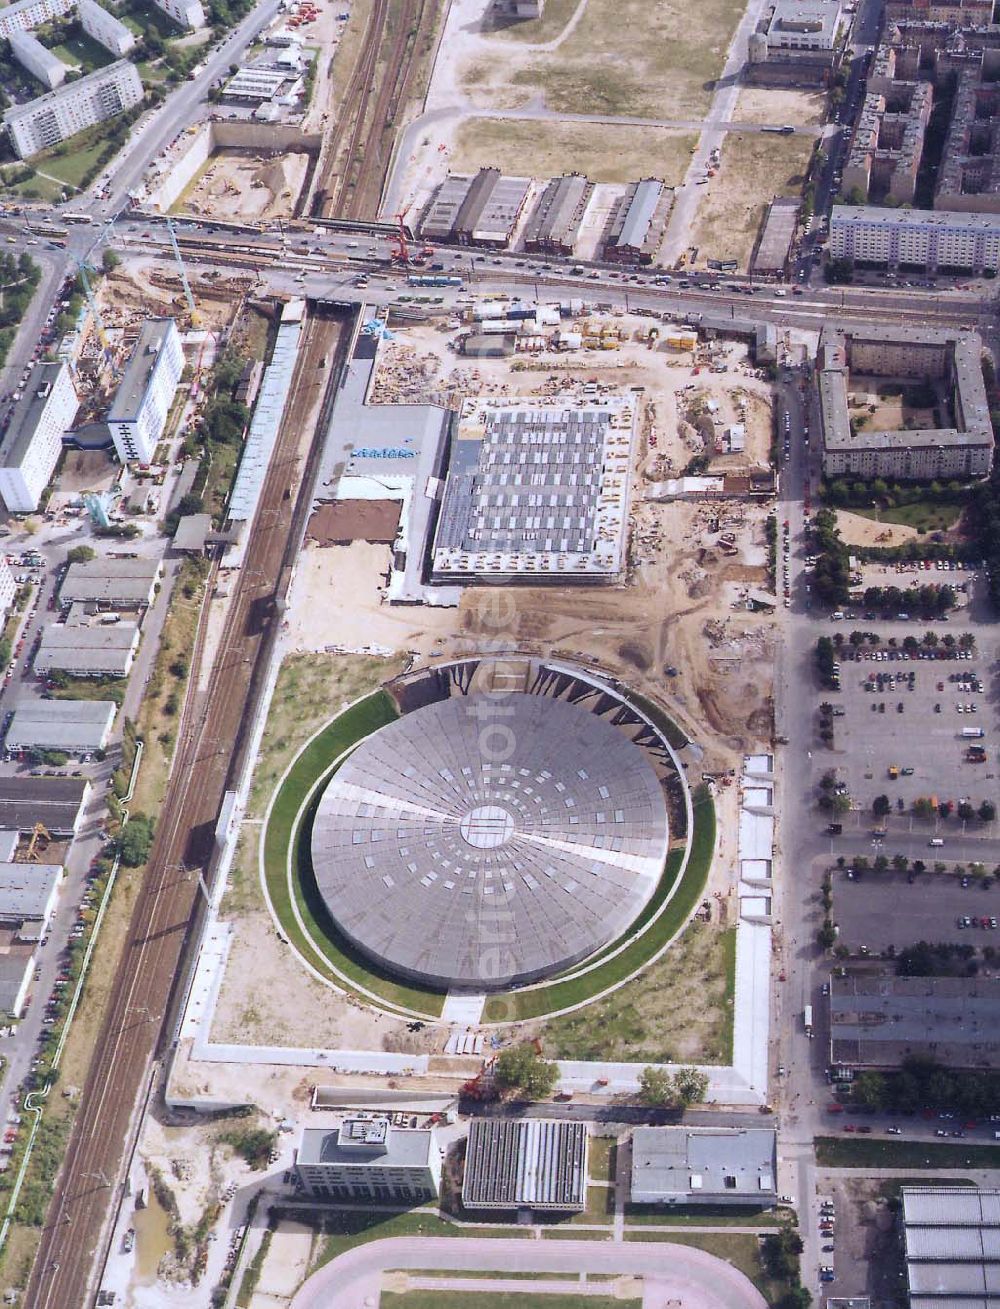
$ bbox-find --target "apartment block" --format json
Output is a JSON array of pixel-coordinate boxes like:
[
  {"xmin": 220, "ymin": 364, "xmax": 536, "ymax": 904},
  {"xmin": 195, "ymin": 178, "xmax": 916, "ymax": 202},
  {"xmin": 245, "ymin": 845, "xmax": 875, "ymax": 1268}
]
[
  {"xmin": 0, "ymin": 363, "xmax": 79, "ymax": 513},
  {"xmin": 77, "ymin": 0, "xmax": 136, "ymax": 56},
  {"xmin": 884, "ymin": 0, "xmax": 993, "ymax": 23},
  {"xmin": 817, "ymin": 323, "xmax": 993, "ymax": 480},
  {"xmin": 9, "ymin": 31, "xmax": 66, "ymax": 89},
  {"xmin": 842, "ymin": 81, "xmax": 932, "ymax": 203},
  {"xmin": 831, "ymin": 203, "xmax": 1000, "ymax": 270},
  {"xmin": 106, "ymin": 318, "xmax": 183, "ymax": 464},
  {"xmin": 151, "ymin": 0, "xmax": 206, "ymax": 30},
  {"xmin": 0, "ymin": 0, "xmax": 73, "ymax": 39},
  {"xmin": 4, "ymin": 60, "xmax": 143, "ymax": 159}
]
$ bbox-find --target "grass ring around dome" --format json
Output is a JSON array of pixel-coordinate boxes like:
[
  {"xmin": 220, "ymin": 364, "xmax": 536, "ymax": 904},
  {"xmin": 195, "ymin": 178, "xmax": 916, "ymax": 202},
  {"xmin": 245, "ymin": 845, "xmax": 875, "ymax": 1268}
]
[{"xmin": 260, "ymin": 687, "xmax": 717, "ymax": 1025}]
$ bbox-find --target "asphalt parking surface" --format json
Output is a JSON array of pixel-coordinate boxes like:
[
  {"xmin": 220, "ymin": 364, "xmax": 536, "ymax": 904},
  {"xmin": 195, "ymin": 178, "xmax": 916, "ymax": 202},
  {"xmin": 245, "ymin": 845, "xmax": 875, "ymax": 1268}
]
[{"xmin": 834, "ymin": 869, "xmax": 1000, "ymax": 951}]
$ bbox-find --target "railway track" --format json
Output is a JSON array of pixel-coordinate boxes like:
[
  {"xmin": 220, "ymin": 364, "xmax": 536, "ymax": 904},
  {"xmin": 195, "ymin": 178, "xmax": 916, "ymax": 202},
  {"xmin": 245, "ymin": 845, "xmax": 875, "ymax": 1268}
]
[{"xmin": 23, "ymin": 307, "xmax": 348, "ymax": 1308}]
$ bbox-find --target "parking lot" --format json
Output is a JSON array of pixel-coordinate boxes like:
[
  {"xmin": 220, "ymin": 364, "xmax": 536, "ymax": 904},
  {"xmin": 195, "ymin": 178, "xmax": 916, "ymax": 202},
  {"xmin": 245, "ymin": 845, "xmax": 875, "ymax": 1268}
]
[
  {"xmin": 814, "ymin": 1174, "xmax": 910, "ymax": 1302},
  {"xmin": 824, "ymin": 632, "xmax": 999, "ymax": 814},
  {"xmin": 835, "ymin": 868, "xmax": 1000, "ymax": 951}
]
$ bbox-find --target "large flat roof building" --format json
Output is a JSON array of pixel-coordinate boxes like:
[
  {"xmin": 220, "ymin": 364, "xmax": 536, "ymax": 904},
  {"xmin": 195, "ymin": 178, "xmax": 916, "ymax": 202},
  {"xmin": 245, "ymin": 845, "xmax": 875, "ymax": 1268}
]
[
  {"xmin": 630, "ymin": 1127, "xmax": 778, "ymax": 1206},
  {"xmin": 4, "ymin": 59, "xmax": 143, "ymax": 159},
  {"xmin": 0, "ymin": 862, "xmax": 62, "ymax": 938},
  {"xmin": 522, "ymin": 173, "xmax": 595, "ymax": 255},
  {"xmin": 602, "ymin": 179, "xmax": 671, "ymax": 263},
  {"xmin": 420, "ymin": 168, "xmax": 531, "ymax": 247},
  {"xmin": 58, "ymin": 556, "xmax": 160, "ymax": 609},
  {"xmin": 153, "ymin": 0, "xmax": 206, "ymax": 28},
  {"xmin": 902, "ymin": 1186, "xmax": 1000, "ymax": 1309},
  {"xmin": 0, "ymin": 951, "xmax": 34, "ymax": 1018},
  {"xmin": 0, "ymin": 362, "xmax": 79, "ymax": 513},
  {"xmin": 432, "ymin": 393, "xmax": 636, "ymax": 583},
  {"xmin": 817, "ymin": 323, "xmax": 993, "ymax": 480},
  {"xmin": 107, "ymin": 318, "xmax": 183, "ymax": 465},
  {"xmin": 296, "ymin": 1117, "xmax": 441, "ymax": 1203},
  {"xmin": 831, "ymin": 204, "xmax": 1000, "ymax": 271},
  {"xmin": 0, "ymin": 776, "xmax": 89, "ymax": 835},
  {"xmin": 830, "ymin": 973, "xmax": 1000, "ymax": 1070},
  {"xmin": 463, "ymin": 1119, "xmax": 588, "ymax": 1211},
  {"xmin": 35, "ymin": 621, "xmax": 139, "ymax": 678},
  {"xmin": 5, "ymin": 700, "xmax": 116, "ymax": 755},
  {"xmin": 751, "ymin": 197, "xmax": 800, "ymax": 277}
]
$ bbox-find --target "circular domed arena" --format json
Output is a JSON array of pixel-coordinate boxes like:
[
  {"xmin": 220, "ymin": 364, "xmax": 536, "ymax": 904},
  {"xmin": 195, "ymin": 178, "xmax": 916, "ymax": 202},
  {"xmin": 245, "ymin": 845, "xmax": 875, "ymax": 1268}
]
[{"xmin": 309, "ymin": 691, "xmax": 670, "ymax": 990}]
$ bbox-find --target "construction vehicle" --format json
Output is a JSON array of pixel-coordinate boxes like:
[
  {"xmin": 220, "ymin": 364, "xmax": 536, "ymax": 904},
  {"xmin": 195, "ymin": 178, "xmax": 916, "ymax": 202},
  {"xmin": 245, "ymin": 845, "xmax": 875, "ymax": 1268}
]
[
  {"xmin": 887, "ymin": 764, "xmax": 899, "ymax": 780},
  {"xmin": 390, "ymin": 209, "xmax": 411, "ymax": 266},
  {"xmin": 24, "ymin": 823, "xmax": 51, "ymax": 862}
]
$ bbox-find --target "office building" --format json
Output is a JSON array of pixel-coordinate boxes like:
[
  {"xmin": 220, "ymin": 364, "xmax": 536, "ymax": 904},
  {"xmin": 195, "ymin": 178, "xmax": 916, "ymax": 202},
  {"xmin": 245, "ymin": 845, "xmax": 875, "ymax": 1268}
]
[
  {"xmin": 0, "ymin": 0, "xmax": 73, "ymax": 39},
  {"xmin": 152, "ymin": 0, "xmax": 205, "ymax": 27},
  {"xmin": 0, "ymin": 362, "xmax": 79, "ymax": 513},
  {"xmin": 830, "ymin": 204, "xmax": 1000, "ymax": 271},
  {"xmin": 817, "ymin": 323, "xmax": 993, "ymax": 479},
  {"xmin": 522, "ymin": 173, "xmax": 595, "ymax": 254},
  {"xmin": 630, "ymin": 1127, "xmax": 778, "ymax": 1206},
  {"xmin": 107, "ymin": 318, "xmax": 183, "ymax": 464},
  {"xmin": 4, "ymin": 60, "xmax": 143, "ymax": 159},
  {"xmin": 432, "ymin": 393, "xmax": 637, "ymax": 582},
  {"xmin": 9, "ymin": 30, "xmax": 66, "ymax": 89},
  {"xmin": 5, "ymin": 700, "xmax": 116, "ymax": 755},
  {"xmin": 58, "ymin": 557, "xmax": 161, "ymax": 609},
  {"xmin": 35, "ymin": 622, "xmax": 139, "ymax": 678},
  {"xmin": 78, "ymin": 0, "xmax": 136, "ymax": 56},
  {"xmin": 296, "ymin": 1117, "xmax": 441, "ymax": 1202},
  {"xmin": 902, "ymin": 1186, "xmax": 1000, "ymax": 1309},
  {"xmin": 601, "ymin": 179, "xmax": 671, "ymax": 263},
  {"xmin": 420, "ymin": 168, "xmax": 532, "ymax": 247},
  {"xmin": 829, "ymin": 973, "xmax": 1000, "ymax": 1070},
  {"xmin": 463, "ymin": 1119, "xmax": 588, "ymax": 1211}
]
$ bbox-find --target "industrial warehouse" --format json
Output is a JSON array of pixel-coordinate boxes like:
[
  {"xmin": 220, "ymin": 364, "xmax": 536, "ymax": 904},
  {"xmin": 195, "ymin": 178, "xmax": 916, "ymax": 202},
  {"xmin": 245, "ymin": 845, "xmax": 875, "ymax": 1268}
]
[
  {"xmin": 34, "ymin": 621, "xmax": 139, "ymax": 678},
  {"xmin": 5, "ymin": 700, "xmax": 117, "ymax": 756},
  {"xmin": 463, "ymin": 1119, "xmax": 589, "ymax": 1211},
  {"xmin": 902, "ymin": 1187, "xmax": 1000, "ymax": 1309},
  {"xmin": 58, "ymin": 556, "xmax": 161, "ymax": 610},
  {"xmin": 430, "ymin": 393, "xmax": 636, "ymax": 583},
  {"xmin": 629, "ymin": 1127, "xmax": 778, "ymax": 1206}
]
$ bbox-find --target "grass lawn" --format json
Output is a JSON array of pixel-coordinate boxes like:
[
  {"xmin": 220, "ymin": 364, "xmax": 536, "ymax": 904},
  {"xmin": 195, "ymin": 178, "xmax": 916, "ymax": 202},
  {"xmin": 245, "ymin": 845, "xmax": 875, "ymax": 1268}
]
[
  {"xmin": 47, "ymin": 676, "xmax": 125, "ymax": 706},
  {"xmin": 876, "ymin": 1177, "xmax": 975, "ymax": 1202},
  {"xmin": 33, "ymin": 129, "xmax": 112, "ymax": 190},
  {"xmin": 542, "ymin": 1228, "xmax": 614, "ymax": 1240},
  {"xmin": 263, "ymin": 689, "xmax": 448, "ymax": 1016},
  {"xmin": 121, "ymin": 0, "xmax": 184, "ymax": 38},
  {"xmin": 853, "ymin": 502, "xmax": 963, "ymax": 533},
  {"xmin": 310, "ymin": 1210, "xmax": 530, "ymax": 1266},
  {"xmin": 47, "ymin": 32, "xmax": 113, "ymax": 72},
  {"xmin": 567, "ymin": 1184, "xmax": 615, "ymax": 1223},
  {"xmin": 587, "ymin": 1137, "xmax": 617, "ymax": 1183},
  {"xmin": 622, "ymin": 1231, "xmax": 784, "ymax": 1302},
  {"xmin": 624, "ymin": 1205, "xmax": 782, "ymax": 1227},
  {"xmin": 690, "ymin": 133, "xmax": 814, "ymax": 271},
  {"xmin": 451, "ymin": 119, "xmax": 696, "ymax": 188},
  {"xmin": 484, "ymin": 787, "xmax": 716, "ymax": 1024},
  {"xmin": 815, "ymin": 1136, "xmax": 1000, "ymax": 1169},
  {"xmin": 382, "ymin": 1295, "xmax": 639, "ymax": 1309},
  {"xmin": 506, "ymin": 0, "xmax": 746, "ymax": 119}
]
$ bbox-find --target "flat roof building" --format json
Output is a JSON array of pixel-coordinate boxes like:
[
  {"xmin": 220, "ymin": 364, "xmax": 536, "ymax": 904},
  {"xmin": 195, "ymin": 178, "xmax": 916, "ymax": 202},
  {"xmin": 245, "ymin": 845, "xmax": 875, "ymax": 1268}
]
[
  {"xmin": 630, "ymin": 1127, "xmax": 778, "ymax": 1206},
  {"xmin": 463, "ymin": 1119, "xmax": 588, "ymax": 1211},
  {"xmin": 0, "ymin": 362, "xmax": 79, "ymax": 513},
  {"xmin": 761, "ymin": 0, "xmax": 844, "ymax": 51},
  {"xmin": 0, "ymin": 776, "xmax": 88, "ymax": 835},
  {"xmin": 602, "ymin": 179, "xmax": 671, "ymax": 263},
  {"xmin": 751, "ymin": 197, "xmax": 800, "ymax": 277},
  {"xmin": 35, "ymin": 621, "xmax": 139, "ymax": 678},
  {"xmin": 522, "ymin": 173, "xmax": 595, "ymax": 255},
  {"xmin": 902, "ymin": 1186, "xmax": 1000, "ymax": 1309},
  {"xmin": 77, "ymin": 0, "xmax": 135, "ymax": 55},
  {"xmin": 9, "ymin": 30, "xmax": 66, "ymax": 90},
  {"xmin": 420, "ymin": 169, "xmax": 532, "ymax": 247},
  {"xmin": 4, "ymin": 59, "xmax": 143, "ymax": 159},
  {"xmin": 153, "ymin": 0, "xmax": 206, "ymax": 29},
  {"xmin": 222, "ymin": 67, "xmax": 287, "ymax": 101},
  {"xmin": 817, "ymin": 322, "xmax": 993, "ymax": 480},
  {"xmin": 0, "ymin": 951, "xmax": 34, "ymax": 1018},
  {"xmin": 5, "ymin": 700, "xmax": 116, "ymax": 755},
  {"xmin": 432, "ymin": 393, "xmax": 636, "ymax": 583},
  {"xmin": 59, "ymin": 556, "xmax": 161, "ymax": 609},
  {"xmin": 296, "ymin": 1117, "xmax": 441, "ymax": 1203},
  {"xmin": 107, "ymin": 318, "xmax": 183, "ymax": 465},
  {"xmin": 829, "ymin": 973, "xmax": 1000, "ymax": 1070},
  {"xmin": 0, "ymin": 862, "xmax": 62, "ymax": 938},
  {"xmin": 831, "ymin": 204, "xmax": 1000, "ymax": 272}
]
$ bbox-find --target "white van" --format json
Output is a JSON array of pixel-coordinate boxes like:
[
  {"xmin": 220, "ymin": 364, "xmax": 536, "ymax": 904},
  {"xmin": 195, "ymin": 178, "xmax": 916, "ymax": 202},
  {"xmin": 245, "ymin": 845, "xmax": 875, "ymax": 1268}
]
[{"xmin": 929, "ymin": 838, "xmax": 945, "ymax": 847}]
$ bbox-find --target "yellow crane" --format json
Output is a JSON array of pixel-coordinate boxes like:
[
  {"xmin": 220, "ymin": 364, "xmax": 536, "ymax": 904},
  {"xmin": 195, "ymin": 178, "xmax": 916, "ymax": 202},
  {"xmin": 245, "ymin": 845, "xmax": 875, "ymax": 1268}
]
[{"xmin": 24, "ymin": 822, "xmax": 51, "ymax": 862}]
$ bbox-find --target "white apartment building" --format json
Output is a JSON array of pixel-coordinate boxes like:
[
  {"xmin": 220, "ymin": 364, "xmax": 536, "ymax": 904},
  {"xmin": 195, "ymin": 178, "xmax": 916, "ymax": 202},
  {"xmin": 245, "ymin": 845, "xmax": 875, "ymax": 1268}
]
[
  {"xmin": 0, "ymin": 0, "xmax": 73, "ymax": 39},
  {"xmin": 106, "ymin": 318, "xmax": 183, "ymax": 464},
  {"xmin": 153, "ymin": 0, "xmax": 206, "ymax": 29},
  {"xmin": 77, "ymin": 0, "xmax": 136, "ymax": 56},
  {"xmin": 0, "ymin": 561, "xmax": 17, "ymax": 615},
  {"xmin": 4, "ymin": 59, "xmax": 143, "ymax": 159},
  {"xmin": 831, "ymin": 205, "xmax": 1000, "ymax": 272},
  {"xmin": 9, "ymin": 31, "xmax": 66, "ymax": 89},
  {"xmin": 0, "ymin": 363, "xmax": 78, "ymax": 513}
]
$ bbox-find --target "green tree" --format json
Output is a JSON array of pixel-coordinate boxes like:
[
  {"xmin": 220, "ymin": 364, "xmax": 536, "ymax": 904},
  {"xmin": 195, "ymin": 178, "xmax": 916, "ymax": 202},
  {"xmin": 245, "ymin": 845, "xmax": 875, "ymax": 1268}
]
[
  {"xmin": 493, "ymin": 1044, "xmax": 559, "ymax": 1100},
  {"xmin": 101, "ymin": 249, "xmax": 120, "ymax": 274},
  {"xmin": 854, "ymin": 1071, "xmax": 888, "ymax": 1109},
  {"xmin": 979, "ymin": 801, "xmax": 997, "ymax": 823},
  {"xmin": 958, "ymin": 801, "xmax": 976, "ymax": 823},
  {"xmin": 637, "ymin": 1066, "xmax": 675, "ymax": 1106},
  {"xmin": 66, "ymin": 544, "xmax": 96, "ymax": 564},
  {"xmin": 817, "ymin": 918, "xmax": 837, "ymax": 950},
  {"xmin": 672, "ymin": 1066, "xmax": 709, "ymax": 1107},
  {"xmin": 872, "ymin": 794, "xmax": 891, "ymax": 818},
  {"xmin": 117, "ymin": 813, "xmax": 155, "ymax": 867}
]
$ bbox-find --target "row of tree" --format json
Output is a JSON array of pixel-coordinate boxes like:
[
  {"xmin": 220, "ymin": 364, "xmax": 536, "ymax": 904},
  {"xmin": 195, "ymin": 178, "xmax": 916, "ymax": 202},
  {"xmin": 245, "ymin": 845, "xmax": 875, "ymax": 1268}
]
[
  {"xmin": 851, "ymin": 1055, "xmax": 1000, "ymax": 1118},
  {"xmin": 810, "ymin": 509, "xmax": 851, "ymax": 606},
  {"xmin": 488, "ymin": 1045, "xmax": 710, "ymax": 1108},
  {"xmin": 857, "ymin": 584, "xmax": 956, "ymax": 617}
]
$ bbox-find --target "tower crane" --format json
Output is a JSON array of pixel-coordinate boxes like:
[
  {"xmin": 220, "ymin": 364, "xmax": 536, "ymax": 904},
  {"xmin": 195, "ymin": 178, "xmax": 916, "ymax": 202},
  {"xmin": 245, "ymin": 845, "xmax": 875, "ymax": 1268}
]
[
  {"xmin": 390, "ymin": 208, "xmax": 411, "ymax": 266},
  {"xmin": 165, "ymin": 216, "xmax": 200, "ymax": 326}
]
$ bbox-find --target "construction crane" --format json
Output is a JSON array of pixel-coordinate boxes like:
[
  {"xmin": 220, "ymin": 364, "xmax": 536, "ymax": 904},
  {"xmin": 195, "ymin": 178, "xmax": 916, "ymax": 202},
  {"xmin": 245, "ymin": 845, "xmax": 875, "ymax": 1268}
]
[
  {"xmin": 73, "ymin": 257, "xmax": 109, "ymax": 350},
  {"xmin": 390, "ymin": 208, "xmax": 411, "ymax": 266},
  {"xmin": 24, "ymin": 823, "xmax": 50, "ymax": 863},
  {"xmin": 165, "ymin": 216, "xmax": 200, "ymax": 326}
]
